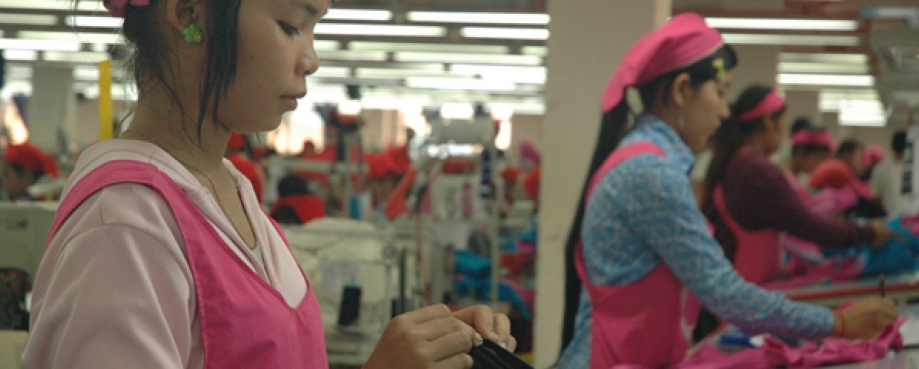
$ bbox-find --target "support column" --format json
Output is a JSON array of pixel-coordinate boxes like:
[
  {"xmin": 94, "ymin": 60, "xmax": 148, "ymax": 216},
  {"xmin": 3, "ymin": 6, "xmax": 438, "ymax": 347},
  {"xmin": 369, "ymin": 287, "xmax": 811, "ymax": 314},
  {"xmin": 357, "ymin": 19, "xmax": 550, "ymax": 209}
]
[
  {"xmin": 26, "ymin": 65, "xmax": 75, "ymax": 154},
  {"xmin": 535, "ymin": 1, "xmax": 670, "ymax": 366}
]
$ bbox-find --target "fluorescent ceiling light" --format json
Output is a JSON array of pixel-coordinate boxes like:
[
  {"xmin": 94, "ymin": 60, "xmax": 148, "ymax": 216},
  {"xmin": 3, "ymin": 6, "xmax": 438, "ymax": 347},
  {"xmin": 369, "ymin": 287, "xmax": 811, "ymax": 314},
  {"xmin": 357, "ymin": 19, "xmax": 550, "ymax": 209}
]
[
  {"xmin": 0, "ymin": 14, "xmax": 57, "ymax": 26},
  {"xmin": 780, "ymin": 52, "xmax": 868, "ymax": 64},
  {"xmin": 440, "ymin": 103, "xmax": 475, "ymax": 119},
  {"xmin": 18, "ymin": 31, "xmax": 123, "ymax": 44},
  {"xmin": 312, "ymin": 66, "xmax": 351, "ymax": 78},
  {"xmin": 521, "ymin": 46, "xmax": 547, "ymax": 56},
  {"xmin": 779, "ymin": 73, "xmax": 874, "ymax": 86},
  {"xmin": 406, "ymin": 77, "xmax": 516, "ymax": 91},
  {"xmin": 313, "ymin": 40, "xmax": 340, "ymax": 51},
  {"xmin": 0, "ymin": 1, "xmax": 105, "ymax": 11},
  {"xmin": 450, "ymin": 64, "xmax": 546, "ymax": 84},
  {"xmin": 706, "ymin": 17, "xmax": 858, "ymax": 31},
  {"xmin": 324, "ymin": 9, "xmax": 392, "ymax": 21},
  {"xmin": 74, "ymin": 67, "xmax": 99, "ymax": 81},
  {"xmin": 44, "ymin": 51, "xmax": 109, "ymax": 62},
  {"xmin": 356, "ymin": 68, "xmax": 470, "ymax": 78},
  {"xmin": 318, "ymin": 50, "xmax": 388, "ymax": 61},
  {"xmin": 316, "ymin": 24, "xmax": 445, "ymax": 37},
  {"xmin": 0, "ymin": 38, "xmax": 80, "ymax": 52},
  {"xmin": 349, "ymin": 41, "xmax": 508, "ymax": 54},
  {"xmin": 461, "ymin": 27, "xmax": 549, "ymax": 40},
  {"xmin": 407, "ymin": 11, "xmax": 549, "ymax": 25},
  {"xmin": 778, "ymin": 62, "xmax": 870, "ymax": 74},
  {"xmin": 839, "ymin": 113, "xmax": 886, "ymax": 126},
  {"xmin": 723, "ymin": 33, "xmax": 860, "ymax": 46},
  {"xmin": 4, "ymin": 50, "xmax": 38, "ymax": 61},
  {"xmin": 394, "ymin": 51, "xmax": 542, "ymax": 65},
  {"xmin": 65, "ymin": 16, "xmax": 123, "ymax": 28}
]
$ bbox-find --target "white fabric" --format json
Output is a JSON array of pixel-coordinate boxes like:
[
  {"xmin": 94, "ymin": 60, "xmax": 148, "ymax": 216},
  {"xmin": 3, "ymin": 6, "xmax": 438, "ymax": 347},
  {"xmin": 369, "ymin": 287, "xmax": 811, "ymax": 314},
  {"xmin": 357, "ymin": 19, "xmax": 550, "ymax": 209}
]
[
  {"xmin": 23, "ymin": 140, "xmax": 307, "ymax": 369},
  {"xmin": 870, "ymin": 157, "xmax": 905, "ymax": 220}
]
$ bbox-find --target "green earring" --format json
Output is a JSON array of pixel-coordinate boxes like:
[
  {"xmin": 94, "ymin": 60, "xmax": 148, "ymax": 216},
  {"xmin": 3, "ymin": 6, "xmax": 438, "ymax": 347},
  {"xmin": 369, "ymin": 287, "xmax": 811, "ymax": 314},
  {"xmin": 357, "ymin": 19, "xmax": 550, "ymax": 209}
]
[{"xmin": 184, "ymin": 23, "xmax": 204, "ymax": 44}]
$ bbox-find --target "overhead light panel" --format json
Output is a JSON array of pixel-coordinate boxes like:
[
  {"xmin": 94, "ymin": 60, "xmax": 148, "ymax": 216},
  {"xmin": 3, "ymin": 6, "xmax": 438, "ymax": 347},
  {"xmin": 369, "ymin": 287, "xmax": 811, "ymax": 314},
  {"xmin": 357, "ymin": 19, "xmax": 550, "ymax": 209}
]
[
  {"xmin": 394, "ymin": 51, "xmax": 542, "ymax": 65},
  {"xmin": 324, "ymin": 9, "xmax": 392, "ymax": 21},
  {"xmin": 65, "ymin": 16, "xmax": 123, "ymax": 28},
  {"xmin": 778, "ymin": 73, "xmax": 874, "ymax": 87},
  {"xmin": 778, "ymin": 62, "xmax": 869, "ymax": 74},
  {"xmin": 450, "ymin": 64, "xmax": 546, "ymax": 84},
  {"xmin": 44, "ymin": 51, "xmax": 109, "ymax": 62},
  {"xmin": 1, "ymin": 1, "xmax": 105, "ymax": 11},
  {"xmin": 706, "ymin": 17, "xmax": 859, "ymax": 31},
  {"xmin": 316, "ymin": 24, "xmax": 445, "ymax": 37},
  {"xmin": 356, "ymin": 68, "xmax": 470, "ymax": 78},
  {"xmin": 780, "ymin": 52, "xmax": 868, "ymax": 64},
  {"xmin": 407, "ymin": 11, "xmax": 549, "ymax": 25},
  {"xmin": 4, "ymin": 50, "xmax": 38, "ymax": 60},
  {"xmin": 0, "ymin": 38, "xmax": 80, "ymax": 52},
  {"xmin": 18, "ymin": 31, "xmax": 123, "ymax": 44},
  {"xmin": 406, "ymin": 77, "xmax": 516, "ymax": 91},
  {"xmin": 349, "ymin": 41, "xmax": 509, "ymax": 54},
  {"xmin": 521, "ymin": 46, "xmax": 547, "ymax": 56},
  {"xmin": 461, "ymin": 27, "xmax": 549, "ymax": 40},
  {"xmin": 723, "ymin": 33, "xmax": 860, "ymax": 46},
  {"xmin": 318, "ymin": 50, "xmax": 388, "ymax": 62},
  {"xmin": 313, "ymin": 40, "xmax": 340, "ymax": 51},
  {"xmin": 0, "ymin": 14, "xmax": 57, "ymax": 26},
  {"xmin": 311, "ymin": 66, "xmax": 351, "ymax": 78}
]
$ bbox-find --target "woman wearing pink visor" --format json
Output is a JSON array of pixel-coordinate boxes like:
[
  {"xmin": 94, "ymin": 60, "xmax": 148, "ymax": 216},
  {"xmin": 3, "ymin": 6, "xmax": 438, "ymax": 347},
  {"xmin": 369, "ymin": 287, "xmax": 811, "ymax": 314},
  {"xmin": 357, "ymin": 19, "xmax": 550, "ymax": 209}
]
[
  {"xmin": 558, "ymin": 13, "xmax": 897, "ymax": 368},
  {"xmin": 696, "ymin": 85, "xmax": 894, "ymax": 341}
]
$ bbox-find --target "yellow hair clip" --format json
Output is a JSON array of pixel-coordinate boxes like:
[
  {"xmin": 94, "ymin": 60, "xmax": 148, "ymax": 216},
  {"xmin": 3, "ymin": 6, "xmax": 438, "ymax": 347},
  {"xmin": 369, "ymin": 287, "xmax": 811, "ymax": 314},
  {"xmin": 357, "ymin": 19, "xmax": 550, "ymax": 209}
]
[{"xmin": 713, "ymin": 58, "xmax": 726, "ymax": 81}]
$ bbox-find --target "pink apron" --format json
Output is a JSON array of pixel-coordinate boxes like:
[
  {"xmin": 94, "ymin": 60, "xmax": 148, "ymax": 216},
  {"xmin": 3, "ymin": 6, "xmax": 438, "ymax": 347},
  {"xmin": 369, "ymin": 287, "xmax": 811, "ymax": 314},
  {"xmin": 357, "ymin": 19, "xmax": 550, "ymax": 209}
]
[
  {"xmin": 575, "ymin": 141, "xmax": 702, "ymax": 369},
  {"xmin": 713, "ymin": 185, "xmax": 783, "ymax": 285},
  {"xmin": 47, "ymin": 160, "xmax": 329, "ymax": 369}
]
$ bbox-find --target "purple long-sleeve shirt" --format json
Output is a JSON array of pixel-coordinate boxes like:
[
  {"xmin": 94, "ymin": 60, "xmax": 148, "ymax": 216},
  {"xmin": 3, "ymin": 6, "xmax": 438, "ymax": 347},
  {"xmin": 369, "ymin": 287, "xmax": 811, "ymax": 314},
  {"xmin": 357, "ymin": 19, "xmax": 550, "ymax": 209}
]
[{"xmin": 704, "ymin": 148, "xmax": 875, "ymax": 262}]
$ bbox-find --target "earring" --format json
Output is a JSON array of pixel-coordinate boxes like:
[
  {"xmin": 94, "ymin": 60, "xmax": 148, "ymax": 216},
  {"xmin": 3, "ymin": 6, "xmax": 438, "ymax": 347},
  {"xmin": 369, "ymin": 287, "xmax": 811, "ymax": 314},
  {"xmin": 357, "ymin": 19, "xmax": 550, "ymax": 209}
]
[{"xmin": 184, "ymin": 23, "xmax": 204, "ymax": 44}]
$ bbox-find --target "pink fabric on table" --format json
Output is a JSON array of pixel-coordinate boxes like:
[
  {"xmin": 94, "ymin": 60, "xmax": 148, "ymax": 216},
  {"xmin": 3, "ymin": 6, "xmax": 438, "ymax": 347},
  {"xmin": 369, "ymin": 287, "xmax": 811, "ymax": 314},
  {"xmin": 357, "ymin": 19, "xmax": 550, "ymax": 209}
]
[{"xmin": 679, "ymin": 318, "xmax": 904, "ymax": 369}]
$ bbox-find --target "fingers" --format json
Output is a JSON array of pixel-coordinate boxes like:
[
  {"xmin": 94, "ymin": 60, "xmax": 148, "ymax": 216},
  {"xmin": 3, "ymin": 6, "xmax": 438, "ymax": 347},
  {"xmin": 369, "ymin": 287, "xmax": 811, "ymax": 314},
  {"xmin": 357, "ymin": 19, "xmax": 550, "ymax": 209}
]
[
  {"xmin": 493, "ymin": 313, "xmax": 513, "ymax": 347},
  {"xmin": 504, "ymin": 335, "xmax": 518, "ymax": 352},
  {"xmin": 453, "ymin": 305, "xmax": 496, "ymax": 339},
  {"xmin": 434, "ymin": 353, "xmax": 474, "ymax": 369},
  {"xmin": 428, "ymin": 330, "xmax": 476, "ymax": 363},
  {"xmin": 405, "ymin": 304, "xmax": 454, "ymax": 324},
  {"xmin": 414, "ymin": 316, "xmax": 476, "ymax": 342}
]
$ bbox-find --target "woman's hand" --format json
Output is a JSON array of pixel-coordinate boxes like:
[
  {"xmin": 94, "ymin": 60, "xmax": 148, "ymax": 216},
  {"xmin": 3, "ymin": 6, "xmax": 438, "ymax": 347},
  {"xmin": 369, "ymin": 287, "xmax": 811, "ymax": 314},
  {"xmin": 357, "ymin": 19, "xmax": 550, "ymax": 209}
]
[
  {"xmin": 452, "ymin": 305, "xmax": 517, "ymax": 351},
  {"xmin": 833, "ymin": 297, "xmax": 898, "ymax": 339},
  {"xmin": 363, "ymin": 304, "xmax": 477, "ymax": 369}
]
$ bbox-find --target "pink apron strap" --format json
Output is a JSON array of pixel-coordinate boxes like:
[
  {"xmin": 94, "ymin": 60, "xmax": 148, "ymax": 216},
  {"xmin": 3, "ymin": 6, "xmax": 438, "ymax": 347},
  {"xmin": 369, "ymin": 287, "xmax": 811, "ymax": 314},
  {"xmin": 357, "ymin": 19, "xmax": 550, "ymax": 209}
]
[
  {"xmin": 585, "ymin": 141, "xmax": 665, "ymax": 203},
  {"xmin": 47, "ymin": 160, "xmax": 171, "ymax": 246}
]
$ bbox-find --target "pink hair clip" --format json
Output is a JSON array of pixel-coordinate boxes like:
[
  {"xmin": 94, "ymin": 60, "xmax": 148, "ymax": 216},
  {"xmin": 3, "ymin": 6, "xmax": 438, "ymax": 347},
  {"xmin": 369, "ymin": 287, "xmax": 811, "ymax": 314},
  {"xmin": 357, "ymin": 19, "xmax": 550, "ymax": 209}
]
[{"xmin": 103, "ymin": 0, "xmax": 151, "ymax": 18}]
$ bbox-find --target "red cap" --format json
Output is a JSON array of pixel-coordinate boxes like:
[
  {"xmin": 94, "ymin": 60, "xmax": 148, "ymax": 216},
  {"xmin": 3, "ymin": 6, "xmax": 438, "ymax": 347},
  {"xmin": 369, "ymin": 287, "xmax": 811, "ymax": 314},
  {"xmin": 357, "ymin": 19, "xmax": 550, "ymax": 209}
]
[
  {"xmin": 809, "ymin": 159, "xmax": 873, "ymax": 199},
  {"xmin": 3, "ymin": 143, "xmax": 59, "ymax": 178},
  {"xmin": 366, "ymin": 154, "xmax": 398, "ymax": 180},
  {"xmin": 227, "ymin": 132, "xmax": 245, "ymax": 152},
  {"xmin": 523, "ymin": 167, "xmax": 540, "ymax": 199},
  {"xmin": 863, "ymin": 145, "xmax": 885, "ymax": 168},
  {"xmin": 501, "ymin": 167, "xmax": 523, "ymax": 184},
  {"xmin": 442, "ymin": 159, "xmax": 475, "ymax": 174},
  {"xmin": 385, "ymin": 145, "xmax": 412, "ymax": 174},
  {"xmin": 270, "ymin": 195, "xmax": 326, "ymax": 224},
  {"xmin": 601, "ymin": 13, "xmax": 724, "ymax": 112}
]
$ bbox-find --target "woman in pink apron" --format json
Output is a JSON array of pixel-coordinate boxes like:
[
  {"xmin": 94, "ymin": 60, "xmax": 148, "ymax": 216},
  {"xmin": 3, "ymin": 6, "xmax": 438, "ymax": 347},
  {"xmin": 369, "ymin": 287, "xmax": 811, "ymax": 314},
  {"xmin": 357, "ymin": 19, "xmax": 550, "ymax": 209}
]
[
  {"xmin": 23, "ymin": 1, "xmax": 514, "ymax": 368},
  {"xmin": 694, "ymin": 85, "xmax": 893, "ymax": 341},
  {"xmin": 558, "ymin": 13, "xmax": 897, "ymax": 369}
]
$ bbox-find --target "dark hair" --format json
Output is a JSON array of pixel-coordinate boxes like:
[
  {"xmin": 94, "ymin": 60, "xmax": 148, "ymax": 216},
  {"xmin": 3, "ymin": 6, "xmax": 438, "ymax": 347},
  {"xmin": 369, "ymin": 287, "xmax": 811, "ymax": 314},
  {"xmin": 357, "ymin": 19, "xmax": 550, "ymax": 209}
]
[
  {"xmin": 278, "ymin": 174, "xmax": 309, "ymax": 197},
  {"xmin": 8, "ymin": 163, "xmax": 39, "ymax": 178},
  {"xmin": 836, "ymin": 139, "xmax": 863, "ymax": 158},
  {"xmin": 790, "ymin": 117, "xmax": 814, "ymax": 134},
  {"xmin": 701, "ymin": 84, "xmax": 786, "ymax": 217},
  {"xmin": 559, "ymin": 44, "xmax": 738, "ymax": 353},
  {"xmin": 76, "ymin": 0, "xmax": 242, "ymax": 140},
  {"xmin": 892, "ymin": 130, "xmax": 907, "ymax": 155},
  {"xmin": 271, "ymin": 206, "xmax": 302, "ymax": 225}
]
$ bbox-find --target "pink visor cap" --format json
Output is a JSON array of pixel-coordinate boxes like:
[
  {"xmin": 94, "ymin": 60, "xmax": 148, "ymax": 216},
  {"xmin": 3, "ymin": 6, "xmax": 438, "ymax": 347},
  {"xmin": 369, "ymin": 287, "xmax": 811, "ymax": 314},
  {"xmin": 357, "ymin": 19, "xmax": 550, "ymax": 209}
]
[
  {"xmin": 601, "ymin": 12, "xmax": 724, "ymax": 113},
  {"xmin": 736, "ymin": 90, "xmax": 786, "ymax": 122}
]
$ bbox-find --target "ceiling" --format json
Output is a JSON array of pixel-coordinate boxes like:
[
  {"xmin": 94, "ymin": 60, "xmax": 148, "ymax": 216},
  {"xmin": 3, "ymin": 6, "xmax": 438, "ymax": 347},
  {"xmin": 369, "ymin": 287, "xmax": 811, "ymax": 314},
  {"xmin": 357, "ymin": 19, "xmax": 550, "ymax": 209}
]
[{"xmin": 0, "ymin": 0, "xmax": 917, "ymax": 124}]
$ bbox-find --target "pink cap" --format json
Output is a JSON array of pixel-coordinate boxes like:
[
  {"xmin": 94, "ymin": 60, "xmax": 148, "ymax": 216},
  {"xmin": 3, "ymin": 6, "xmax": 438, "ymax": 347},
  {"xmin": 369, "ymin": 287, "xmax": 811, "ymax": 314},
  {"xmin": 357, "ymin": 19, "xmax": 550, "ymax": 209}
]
[
  {"xmin": 736, "ymin": 90, "xmax": 785, "ymax": 122},
  {"xmin": 601, "ymin": 13, "xmax": 724, "ymax": 112},
  {"xmin": 790, "ymin": 130, "xmax": 837, "ymax": 151},
  {"xmin": 863, "ymin": 145, "xmax": 885, "ymax": 168},
  {"xmin": 103, "ymin": 0, "xmax": 151, "ymax": 17}
]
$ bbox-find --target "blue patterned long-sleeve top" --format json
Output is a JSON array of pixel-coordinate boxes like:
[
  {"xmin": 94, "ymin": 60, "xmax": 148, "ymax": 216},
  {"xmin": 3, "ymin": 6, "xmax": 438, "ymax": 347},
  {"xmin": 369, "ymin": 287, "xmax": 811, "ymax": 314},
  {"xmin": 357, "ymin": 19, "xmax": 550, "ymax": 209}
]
[{"xmin": 557, "ymin": 114, "xmax": 833, "ymax": 368}]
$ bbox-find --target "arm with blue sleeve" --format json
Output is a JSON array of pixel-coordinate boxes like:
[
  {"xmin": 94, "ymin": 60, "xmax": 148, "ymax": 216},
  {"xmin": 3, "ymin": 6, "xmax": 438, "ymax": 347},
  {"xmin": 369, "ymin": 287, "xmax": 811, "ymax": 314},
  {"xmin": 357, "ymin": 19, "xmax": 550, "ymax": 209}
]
[{"xmin": 606, "ymin": 156, "xmax": 834, "ymax": 338}]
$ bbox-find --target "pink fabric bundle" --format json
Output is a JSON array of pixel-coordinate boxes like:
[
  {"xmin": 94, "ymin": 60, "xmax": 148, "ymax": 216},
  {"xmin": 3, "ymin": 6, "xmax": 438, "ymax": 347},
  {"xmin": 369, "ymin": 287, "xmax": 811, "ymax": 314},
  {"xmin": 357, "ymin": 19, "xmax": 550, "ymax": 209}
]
[{"xmin": 678, "ymin": 318, "xmax": 905, "ymax": 369}]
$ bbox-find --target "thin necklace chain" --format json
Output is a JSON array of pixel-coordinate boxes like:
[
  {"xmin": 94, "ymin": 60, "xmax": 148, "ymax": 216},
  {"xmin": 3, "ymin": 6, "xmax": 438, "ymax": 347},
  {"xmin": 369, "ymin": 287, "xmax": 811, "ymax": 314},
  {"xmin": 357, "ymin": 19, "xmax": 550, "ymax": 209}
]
[{"xmin": 123, "ymin": 130, "xmax": 256, "ymax": 251}]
